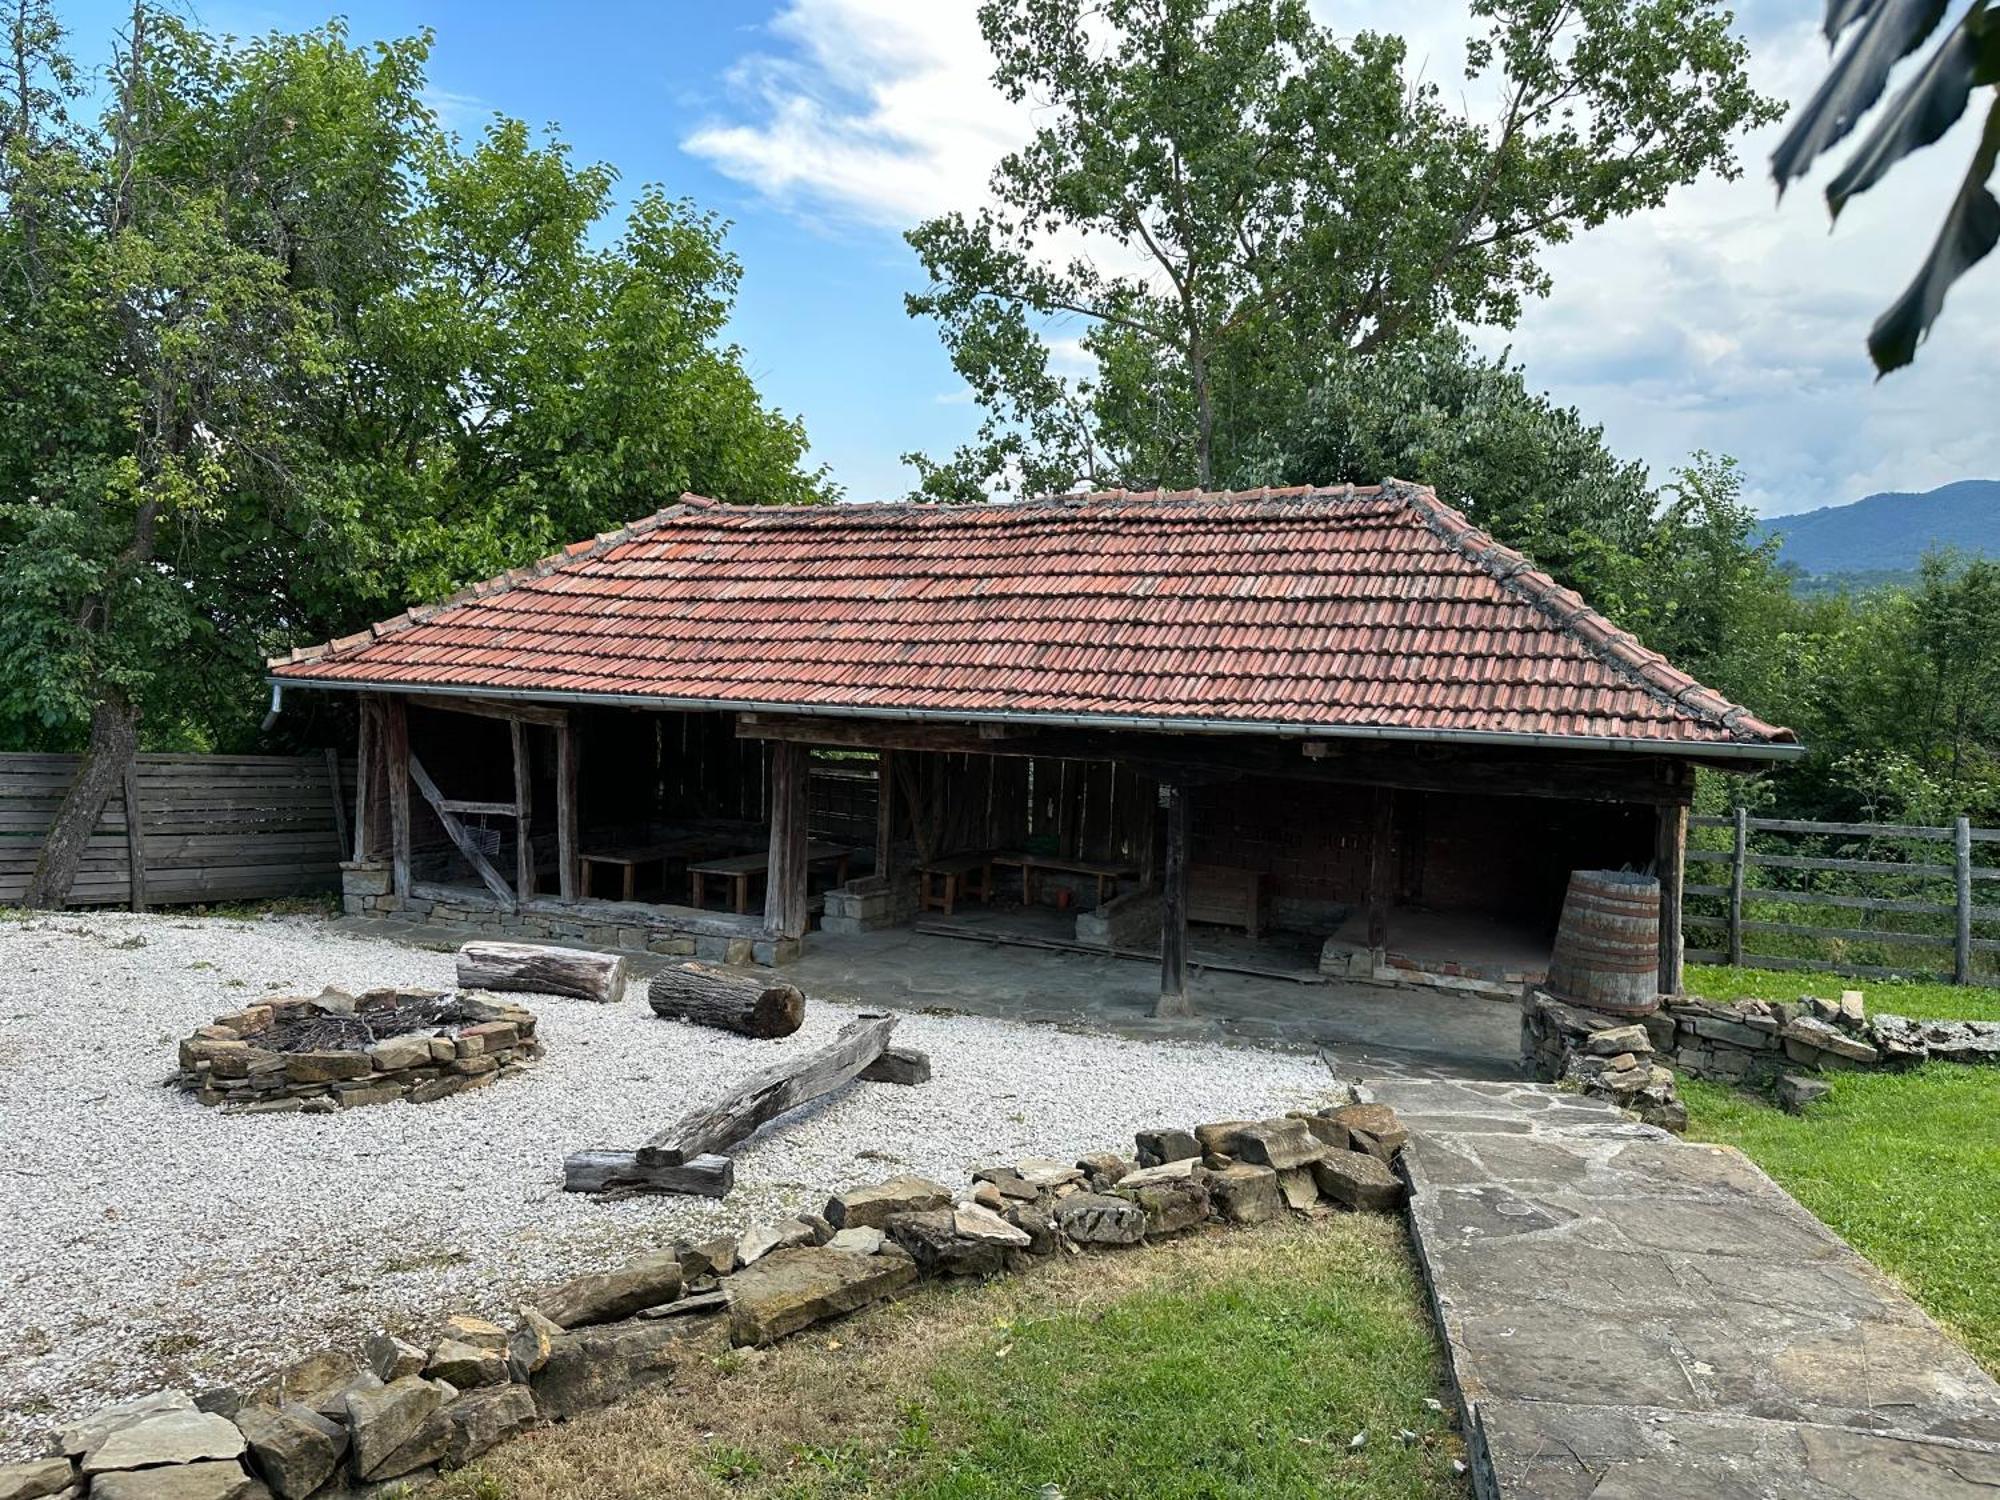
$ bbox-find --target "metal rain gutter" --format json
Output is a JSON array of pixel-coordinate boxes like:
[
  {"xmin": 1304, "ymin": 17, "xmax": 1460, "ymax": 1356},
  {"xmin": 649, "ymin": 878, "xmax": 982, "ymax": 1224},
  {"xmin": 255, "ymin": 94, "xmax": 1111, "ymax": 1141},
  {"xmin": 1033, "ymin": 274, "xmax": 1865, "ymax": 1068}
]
[{"xmin": 265, "ymin": 674, "xmax": 1805, "ymax": 763}]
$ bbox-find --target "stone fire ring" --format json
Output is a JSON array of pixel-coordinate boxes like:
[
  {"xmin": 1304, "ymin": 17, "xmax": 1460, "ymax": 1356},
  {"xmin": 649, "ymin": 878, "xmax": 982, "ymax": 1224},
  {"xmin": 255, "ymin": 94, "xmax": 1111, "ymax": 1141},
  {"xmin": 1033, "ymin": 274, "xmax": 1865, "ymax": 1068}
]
[{"xmin": 176, "ymin": 987, "xmax": 543, "ymax": 1115}]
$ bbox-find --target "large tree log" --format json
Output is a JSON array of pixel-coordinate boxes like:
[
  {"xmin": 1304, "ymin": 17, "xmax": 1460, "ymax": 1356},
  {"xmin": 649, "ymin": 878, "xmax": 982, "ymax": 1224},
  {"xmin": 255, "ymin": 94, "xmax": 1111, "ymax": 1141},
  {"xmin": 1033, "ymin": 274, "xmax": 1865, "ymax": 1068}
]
[
  {"xmin": 456, "ymin": 941, "xmax": 628, "ymax": 1003},
  {"xmin": 562, "ymin": 1151, "xmax": 733, "ymax": 1198},
  {"xmin": 647, "ymin": 963, "xmax": 804, "ymax": 1038},
  {"xmin": 637, "ymin": 1013, "xmax": 898, "ymax": 1167}
]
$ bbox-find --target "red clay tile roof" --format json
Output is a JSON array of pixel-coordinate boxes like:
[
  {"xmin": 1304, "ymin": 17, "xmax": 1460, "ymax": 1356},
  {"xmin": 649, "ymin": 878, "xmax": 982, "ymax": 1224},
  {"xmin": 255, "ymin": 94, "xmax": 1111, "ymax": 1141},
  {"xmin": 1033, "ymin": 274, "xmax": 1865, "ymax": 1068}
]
[{"xmin": 269, "ymin": 480, "xmax": 1798, "ymax": 755}]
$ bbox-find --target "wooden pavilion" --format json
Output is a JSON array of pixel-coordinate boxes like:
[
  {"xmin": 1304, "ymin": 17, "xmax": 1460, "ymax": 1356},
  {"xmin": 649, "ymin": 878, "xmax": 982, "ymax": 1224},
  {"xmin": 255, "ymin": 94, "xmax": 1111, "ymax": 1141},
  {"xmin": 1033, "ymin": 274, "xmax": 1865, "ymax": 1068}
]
[{"xmin": 268, "ymin": 482, "xmax": 1801, "ymax": 1011}]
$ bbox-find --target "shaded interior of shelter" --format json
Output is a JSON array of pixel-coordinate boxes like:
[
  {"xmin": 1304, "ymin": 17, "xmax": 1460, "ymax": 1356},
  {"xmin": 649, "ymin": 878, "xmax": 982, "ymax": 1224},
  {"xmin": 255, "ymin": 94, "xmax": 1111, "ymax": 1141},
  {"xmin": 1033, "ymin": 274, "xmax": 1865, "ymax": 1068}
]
[{"xmin": 388, "ymin": 700, "xmax": 1659, "ymax": 1007}]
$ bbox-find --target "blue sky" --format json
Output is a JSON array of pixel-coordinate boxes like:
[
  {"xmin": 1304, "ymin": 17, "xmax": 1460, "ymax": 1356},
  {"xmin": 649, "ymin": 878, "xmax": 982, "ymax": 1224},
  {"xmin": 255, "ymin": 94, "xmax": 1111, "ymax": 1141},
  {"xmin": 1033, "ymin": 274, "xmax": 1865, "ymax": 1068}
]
[{"xmin": 57, "ymin": 1, "xmax": 2000, "ymax": 516}]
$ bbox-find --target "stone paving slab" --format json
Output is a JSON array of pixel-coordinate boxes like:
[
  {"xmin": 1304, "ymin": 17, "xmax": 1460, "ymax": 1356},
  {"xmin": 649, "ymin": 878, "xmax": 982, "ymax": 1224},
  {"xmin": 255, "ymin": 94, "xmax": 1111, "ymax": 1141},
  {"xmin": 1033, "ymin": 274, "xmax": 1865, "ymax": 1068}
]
[{"xmin": 1371, "ymin": 1078, "xmax": 2000, "ymax": 1499}]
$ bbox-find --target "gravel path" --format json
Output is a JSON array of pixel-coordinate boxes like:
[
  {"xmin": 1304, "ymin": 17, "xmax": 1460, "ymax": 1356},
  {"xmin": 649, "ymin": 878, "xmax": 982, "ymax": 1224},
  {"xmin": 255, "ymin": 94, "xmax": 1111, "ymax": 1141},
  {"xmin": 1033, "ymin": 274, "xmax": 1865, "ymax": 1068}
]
[{"xmin": 0, "ymin": 912, "xmax": 1336, "ymax": 1456}]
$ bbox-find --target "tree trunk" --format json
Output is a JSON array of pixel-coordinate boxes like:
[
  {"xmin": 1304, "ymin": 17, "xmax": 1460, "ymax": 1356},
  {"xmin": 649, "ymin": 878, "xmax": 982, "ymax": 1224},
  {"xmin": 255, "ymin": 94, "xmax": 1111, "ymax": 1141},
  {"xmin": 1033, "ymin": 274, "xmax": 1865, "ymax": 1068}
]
[
  {"xmin": 647, "ymin": 962, "xmax": 805, "ymax": 1038},
  {"xmin": 24, "ymin": 690, "xmax": 140, "ymax": 908},
  {"xmin": 456, "ymin": 941, "xmax": 628, "ymax": 1003}
]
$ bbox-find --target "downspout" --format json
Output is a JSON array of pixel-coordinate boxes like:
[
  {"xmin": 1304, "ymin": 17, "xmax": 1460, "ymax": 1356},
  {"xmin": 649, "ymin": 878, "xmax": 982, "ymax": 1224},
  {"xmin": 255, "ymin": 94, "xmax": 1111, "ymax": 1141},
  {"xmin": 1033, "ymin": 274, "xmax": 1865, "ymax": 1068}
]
[{"xmin": 260, "ymin": 682, "xmax": 283, "ymax": 733}]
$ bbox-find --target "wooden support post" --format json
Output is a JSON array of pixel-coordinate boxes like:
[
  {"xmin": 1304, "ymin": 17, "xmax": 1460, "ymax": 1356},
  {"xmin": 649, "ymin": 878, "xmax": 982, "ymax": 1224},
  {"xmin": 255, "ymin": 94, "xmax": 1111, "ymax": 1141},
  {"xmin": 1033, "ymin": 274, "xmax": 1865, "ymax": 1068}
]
[
  {"xmin": 512, "ymin": 719, "xmax": 535, "ymax": 902},
  {"xmin": 384, "ymin": 695, "xmax": 411, "ymax": 898},
  {"xmin": 874, "ymin": 748, "xmax": 896, "ymax": 885},
  {"xmin": 353, "ymin": 699, "xmax": 375, "ymax": 861},
  {"xmin": 324, "ymin": 747, "xmax": 350, "ymax": 863},
  {"xmin": 556, "ymin": 720, "xmax": 579, "ymax": 900},
  {"xmin": 1365, "ymin": 787, "xmax": 1394, "ymax": 956},
  {"xmin": 121, "ymin": 762, "xmax": 148, "ymax": 913},
  {"xmin": 1727, "ymin": 805, "xmax": 1747, "ymax": 967},
  {"xmin": 1155, "ymin": 781, "xmax": 1192, "ymax": 1018},
  {"xmin": 764, "ymin": 741, "xmax": 810, "ymax": 940},
  {"xmin": 1655, "ymin": 801, "xmax": 1687, "ymax": 997},
  {"xmin": 1955, "ymin": 815, "xmax": 1973, "ymax": 986}
]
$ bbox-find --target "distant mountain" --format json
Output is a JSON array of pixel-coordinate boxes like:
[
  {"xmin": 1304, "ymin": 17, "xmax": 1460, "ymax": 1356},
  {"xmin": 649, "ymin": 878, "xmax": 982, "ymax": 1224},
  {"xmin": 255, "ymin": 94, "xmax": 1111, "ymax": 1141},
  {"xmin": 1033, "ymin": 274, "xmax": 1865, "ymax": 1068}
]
[{"xmin": 1759, "ymin": 479, "xmax": 2000, "ymax": 576}]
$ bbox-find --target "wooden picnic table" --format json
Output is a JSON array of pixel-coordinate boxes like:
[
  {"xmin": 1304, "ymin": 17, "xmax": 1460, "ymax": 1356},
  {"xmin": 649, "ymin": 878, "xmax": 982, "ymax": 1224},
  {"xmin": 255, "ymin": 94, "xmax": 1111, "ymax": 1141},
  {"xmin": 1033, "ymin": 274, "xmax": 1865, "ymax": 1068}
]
[
  {"xmin": 688, "ymin": 841, "xmax": 853, "ymax": 914},
  {"xmin": 990, "ymin": 851, "xmax": 1138, "ymax": 909},
  {"xmin": 579, "ymin": 834, "xmax": 741, "ymax": 903},
  {"xmin": 916, "ymin": 851, "xmax": 996, "ymax": 916}
]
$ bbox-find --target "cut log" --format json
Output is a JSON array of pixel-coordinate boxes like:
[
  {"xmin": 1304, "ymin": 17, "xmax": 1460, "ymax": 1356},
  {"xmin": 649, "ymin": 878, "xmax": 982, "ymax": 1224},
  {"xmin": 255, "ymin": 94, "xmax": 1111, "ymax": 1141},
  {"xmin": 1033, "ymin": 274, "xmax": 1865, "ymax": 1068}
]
[
  {"xmin": 638, "ymin": 1014, "xmax": 897, "ymax": 1168},
  {"xmin": 562, "ymin": 1151, "xmax": 733, "ymax": 1197},
  {"xmin": 858, "ymin": 1046, "xmax": 930, "ymax": 1085},
  {"xmin": 456, "ymin": 942, "xmax": 628, "ymax": 1004},
  {"xmin": 647, "ymin": 962, "xmax": 805, "ymax": 1038}
]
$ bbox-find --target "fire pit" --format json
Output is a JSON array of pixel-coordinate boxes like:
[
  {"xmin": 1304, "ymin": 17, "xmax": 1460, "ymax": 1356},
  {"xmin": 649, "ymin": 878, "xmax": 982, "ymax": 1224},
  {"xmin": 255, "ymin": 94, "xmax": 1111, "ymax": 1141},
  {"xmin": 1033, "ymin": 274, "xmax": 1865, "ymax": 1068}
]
[{"xmin": 176, "ymin": 987, "xmax": 542, "ymax": 1114}]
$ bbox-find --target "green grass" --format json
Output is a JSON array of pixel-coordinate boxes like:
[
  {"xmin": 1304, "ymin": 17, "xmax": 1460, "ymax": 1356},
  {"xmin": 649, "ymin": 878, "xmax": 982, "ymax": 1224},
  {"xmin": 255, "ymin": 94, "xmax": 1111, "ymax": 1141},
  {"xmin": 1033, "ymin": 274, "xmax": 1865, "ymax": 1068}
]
[
  {"xmin": 1684, "ymin": 1069, "xmax": 2000, "ymax": 1374},
  {"xmin": 441, "ymin": 1217, "xmax": 1465, "ymax": 1500},
  {"xmin": 1686, "ymin": 963, "xmax": 2000, "ymax": 1022},
  {"xmin": 899, "ymin": 1226, "xmax": 1459, "ymax": 1499}
]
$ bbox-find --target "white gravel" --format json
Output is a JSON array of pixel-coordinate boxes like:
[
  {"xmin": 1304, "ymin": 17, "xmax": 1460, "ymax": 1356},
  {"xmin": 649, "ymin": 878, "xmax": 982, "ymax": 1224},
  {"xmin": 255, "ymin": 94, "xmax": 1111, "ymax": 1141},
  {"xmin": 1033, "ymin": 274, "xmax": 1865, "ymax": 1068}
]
[{"xmin": 0, "ymin": 911, "xmax": 1336, "ymax": 1455}]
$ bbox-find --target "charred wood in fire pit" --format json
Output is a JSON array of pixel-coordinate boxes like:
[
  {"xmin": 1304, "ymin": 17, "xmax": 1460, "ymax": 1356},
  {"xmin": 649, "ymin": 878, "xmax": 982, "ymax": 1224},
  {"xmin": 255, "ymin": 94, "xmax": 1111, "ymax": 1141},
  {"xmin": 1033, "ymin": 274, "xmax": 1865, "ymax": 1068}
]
[
  {"xmin": 646, "ymin": 962, "xmax": 805, "ymax": 1038},
  {"xmin": 455, "ymin": 942, "xmax": 628, "ymax": 1004}
]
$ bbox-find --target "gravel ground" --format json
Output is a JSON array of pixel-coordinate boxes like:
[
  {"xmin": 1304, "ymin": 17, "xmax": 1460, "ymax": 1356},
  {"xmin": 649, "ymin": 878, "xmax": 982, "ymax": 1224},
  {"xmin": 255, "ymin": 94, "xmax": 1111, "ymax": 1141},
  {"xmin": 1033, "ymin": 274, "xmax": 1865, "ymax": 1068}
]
[{"xmin": 0, "ymin": 911, "xmax": 1336, "ymax": 1457}]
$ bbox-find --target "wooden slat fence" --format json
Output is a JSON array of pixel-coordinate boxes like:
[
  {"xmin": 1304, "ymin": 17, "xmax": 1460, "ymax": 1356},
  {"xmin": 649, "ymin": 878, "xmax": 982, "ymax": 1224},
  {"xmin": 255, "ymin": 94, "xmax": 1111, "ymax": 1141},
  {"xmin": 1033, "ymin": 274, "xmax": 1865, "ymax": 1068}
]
[
  {"xmin": 0, "ymin": 752, "xmax": 354, "ymax": 909},
  {"xmin": 1684, "ymin": 810, "xmax": 2000, "ymax": 984}
]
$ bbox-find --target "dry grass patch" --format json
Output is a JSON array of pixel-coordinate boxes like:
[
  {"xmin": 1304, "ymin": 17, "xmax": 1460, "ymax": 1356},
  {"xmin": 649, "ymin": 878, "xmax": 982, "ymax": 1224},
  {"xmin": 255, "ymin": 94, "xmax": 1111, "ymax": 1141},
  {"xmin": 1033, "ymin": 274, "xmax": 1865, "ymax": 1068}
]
[{"xmin": 432, "ymin": 1213, "xmax": 1466, "ymax": 1500}]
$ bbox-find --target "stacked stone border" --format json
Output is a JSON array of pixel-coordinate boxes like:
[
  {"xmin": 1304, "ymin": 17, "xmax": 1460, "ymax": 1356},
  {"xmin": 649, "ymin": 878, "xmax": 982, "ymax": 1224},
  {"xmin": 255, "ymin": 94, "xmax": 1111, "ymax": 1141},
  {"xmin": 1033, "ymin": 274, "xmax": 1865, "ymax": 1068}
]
[
  {"xmin": 2, "ymin": 1097, "xmax": 1417, "ymax": 1500},
  {"xmin": 1524, "ymin": 985, "xmax": 2000, "ymax": 1121},
  {"xmin": 176, "ymin": 989, "xmax": 541, "ymax": 1115}
]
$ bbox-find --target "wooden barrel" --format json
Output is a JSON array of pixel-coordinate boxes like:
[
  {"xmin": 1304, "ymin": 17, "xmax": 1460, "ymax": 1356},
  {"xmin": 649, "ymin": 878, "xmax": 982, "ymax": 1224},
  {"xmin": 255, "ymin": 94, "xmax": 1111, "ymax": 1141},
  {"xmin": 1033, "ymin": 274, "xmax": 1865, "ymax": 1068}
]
[{"xmin": 1546, "ymin": 870, "xmax": 1662, "ymax": 1017}]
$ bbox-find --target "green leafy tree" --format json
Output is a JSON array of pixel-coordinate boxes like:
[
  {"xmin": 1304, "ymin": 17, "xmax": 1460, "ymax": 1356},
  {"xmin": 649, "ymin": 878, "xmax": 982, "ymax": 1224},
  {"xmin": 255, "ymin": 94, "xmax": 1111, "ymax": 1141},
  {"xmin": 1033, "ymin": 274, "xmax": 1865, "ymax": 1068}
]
[
  {"xmin": 905, "ymin": 0, "xmax": 1779, "ymax": 497},
  {"xmin": 0, "ymin": 5, "xmax": 830, "ymax": 905}
]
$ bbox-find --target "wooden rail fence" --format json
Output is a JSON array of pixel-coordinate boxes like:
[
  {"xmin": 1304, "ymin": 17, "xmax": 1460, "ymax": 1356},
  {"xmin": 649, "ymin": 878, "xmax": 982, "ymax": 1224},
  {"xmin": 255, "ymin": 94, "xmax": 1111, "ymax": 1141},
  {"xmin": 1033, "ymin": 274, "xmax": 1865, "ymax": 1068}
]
[
  {"xmin": 1684, "ymin": 810, "xmax": 2000, "ymax": 984},
  {"xmin": 0, "ymin": 752, "xmax": 354, "ymax": 909}
]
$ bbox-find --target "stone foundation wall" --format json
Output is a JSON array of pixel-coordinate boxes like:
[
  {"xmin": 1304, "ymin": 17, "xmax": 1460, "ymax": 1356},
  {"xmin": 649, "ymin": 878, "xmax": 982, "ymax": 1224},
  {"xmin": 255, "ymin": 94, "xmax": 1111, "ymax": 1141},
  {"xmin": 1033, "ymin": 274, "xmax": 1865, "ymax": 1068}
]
[
  {"xmin": 340, "ymin": 861, "xmax": 795, "ymax": 966},
  {"xmin": 177, "ymin": 990, "xmax": 542, "ymax": 1114}
]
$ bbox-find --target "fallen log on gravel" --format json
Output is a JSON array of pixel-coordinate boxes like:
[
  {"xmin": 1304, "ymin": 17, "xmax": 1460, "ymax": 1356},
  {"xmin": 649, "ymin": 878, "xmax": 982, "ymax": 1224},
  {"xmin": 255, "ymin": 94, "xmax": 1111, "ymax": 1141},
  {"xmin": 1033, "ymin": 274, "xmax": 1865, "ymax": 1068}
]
[
  {"xmin": 561, "ymin": 1151, "xmax": 734, "ymax": 1198},
  {"xmin": 638, "ymin": 1013, "xmax": 898, "ymax": 1168},
  {"xmin": 456, "ymin": 942, "xmax": 627, "ymax": 1004},
  {"xmin": 647, "ymin": 962, "xmax": 804, "ymax": 1038}
]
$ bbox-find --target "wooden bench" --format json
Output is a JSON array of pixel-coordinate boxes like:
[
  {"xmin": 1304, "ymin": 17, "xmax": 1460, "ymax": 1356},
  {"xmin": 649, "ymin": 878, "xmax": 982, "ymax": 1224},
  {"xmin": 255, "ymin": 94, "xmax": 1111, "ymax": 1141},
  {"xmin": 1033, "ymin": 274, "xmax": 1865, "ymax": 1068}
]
[
  {"xmin": 1188, "ymin": 863, "xmax": 1271, "ymax": 937},
  {"xmin": 688, "ymin": 842, "xmax": 853, "ymax": 914},
  {"xmin": 579, "ymin": 835, "xmax": 735, "ymax": 902},
  {"xmin": 990, "ymin": 851, "xmax": 1137, "ymax": 909},
  {"xmin": 916, "ymin": 851, "xmax": 995, "ymax": 916}
]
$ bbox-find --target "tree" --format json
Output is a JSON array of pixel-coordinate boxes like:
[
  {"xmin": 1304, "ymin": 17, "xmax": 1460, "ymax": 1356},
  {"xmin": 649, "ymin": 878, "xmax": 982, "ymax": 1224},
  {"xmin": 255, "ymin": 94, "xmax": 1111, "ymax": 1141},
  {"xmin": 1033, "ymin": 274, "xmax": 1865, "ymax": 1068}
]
[
  {"xmin": 0, "ymin": 6, "xmax": 830, "ymax": 906},
  {"xmin": 905, "ymin": 0, "xmax": 1779, "ymax": 497},
  {"xmin": 1772, "ymin": 0, "xmax": 2000, "ymax": 373}
]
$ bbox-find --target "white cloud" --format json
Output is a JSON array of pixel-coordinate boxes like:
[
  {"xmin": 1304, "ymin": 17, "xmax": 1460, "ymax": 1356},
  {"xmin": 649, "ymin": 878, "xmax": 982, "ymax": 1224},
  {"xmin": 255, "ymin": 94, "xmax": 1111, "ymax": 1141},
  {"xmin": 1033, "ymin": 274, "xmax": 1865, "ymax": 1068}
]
[{"xmin": 687, "ymin": 0, "xmax": 2000, "ymax": 515}]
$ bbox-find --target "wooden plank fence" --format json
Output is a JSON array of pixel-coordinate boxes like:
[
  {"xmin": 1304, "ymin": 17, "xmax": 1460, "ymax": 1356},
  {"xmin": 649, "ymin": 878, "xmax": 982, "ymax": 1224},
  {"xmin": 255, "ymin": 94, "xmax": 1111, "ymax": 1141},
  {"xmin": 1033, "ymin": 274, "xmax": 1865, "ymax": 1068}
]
[
  {"xmin": 0, "ymin": 752, "xmax": 354, "ymax": 909},
  {"xmin": 1684, "ymin": 810, "xmax": 2000, "ymax": 984}
]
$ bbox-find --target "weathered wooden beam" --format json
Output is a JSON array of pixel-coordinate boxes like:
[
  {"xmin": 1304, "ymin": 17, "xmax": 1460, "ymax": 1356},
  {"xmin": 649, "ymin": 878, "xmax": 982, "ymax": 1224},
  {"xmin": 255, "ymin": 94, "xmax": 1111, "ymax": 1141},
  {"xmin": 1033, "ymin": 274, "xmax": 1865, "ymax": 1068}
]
[
  {"xmin": 638, "ymin": 1013, "xmax": 897, "ymax": 1167},
  {"xmin": 562, "ymin": 1151, "xmax": 733, "ymax": 1198},
  {"xmin": 1155, "ymin": 782, "xmax": 1191, "ymax": 1018},
  {"xmin": 874, "ymin": 748, "xmax": 896, "ymax": 884},
  {"xmin": 763, "ymin": 741, "xmax": 810, "ymax": 940},
  {"xmin": 323, "ymin": 747, "xmax": 350, "ymax": 863},
  {"xmin": 352, "ymin": 700, "xmax": 375, "ymax": 861},
  {"xmin": 457, "ymin": 940, "xmax": 625, "ymax": 1001},
  {"xmin": 556, "ymin": 720, "xmax": 579, "ymax": 900},
  {"xmin": 1365, "ymin": 787, "xmax": 1394, "ymax": 954},
  {"xmin": 437, "ymin": 798, "xmax": 519, "ymax": 817},
  {"xmin": 408, "ymin": 752, "xmax": 516, "ymax": 907},
  {"xmin": 1655, "ymin": 802, "xmax": 1687, "ymax": 997},
  {"xmin": 404, "ymin": 692, "xmax": 568, "ymax": 728},
  {"xmin": 384, "ymin": 696, "xmax": 412, "ymax": 898},
  {"xmin": 122, "ymin": 763, "xmax": 148, "ymax": 913},
  {"xmin": 512, "ymin": 719, "xmax": 534, "ymax": 902}
]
